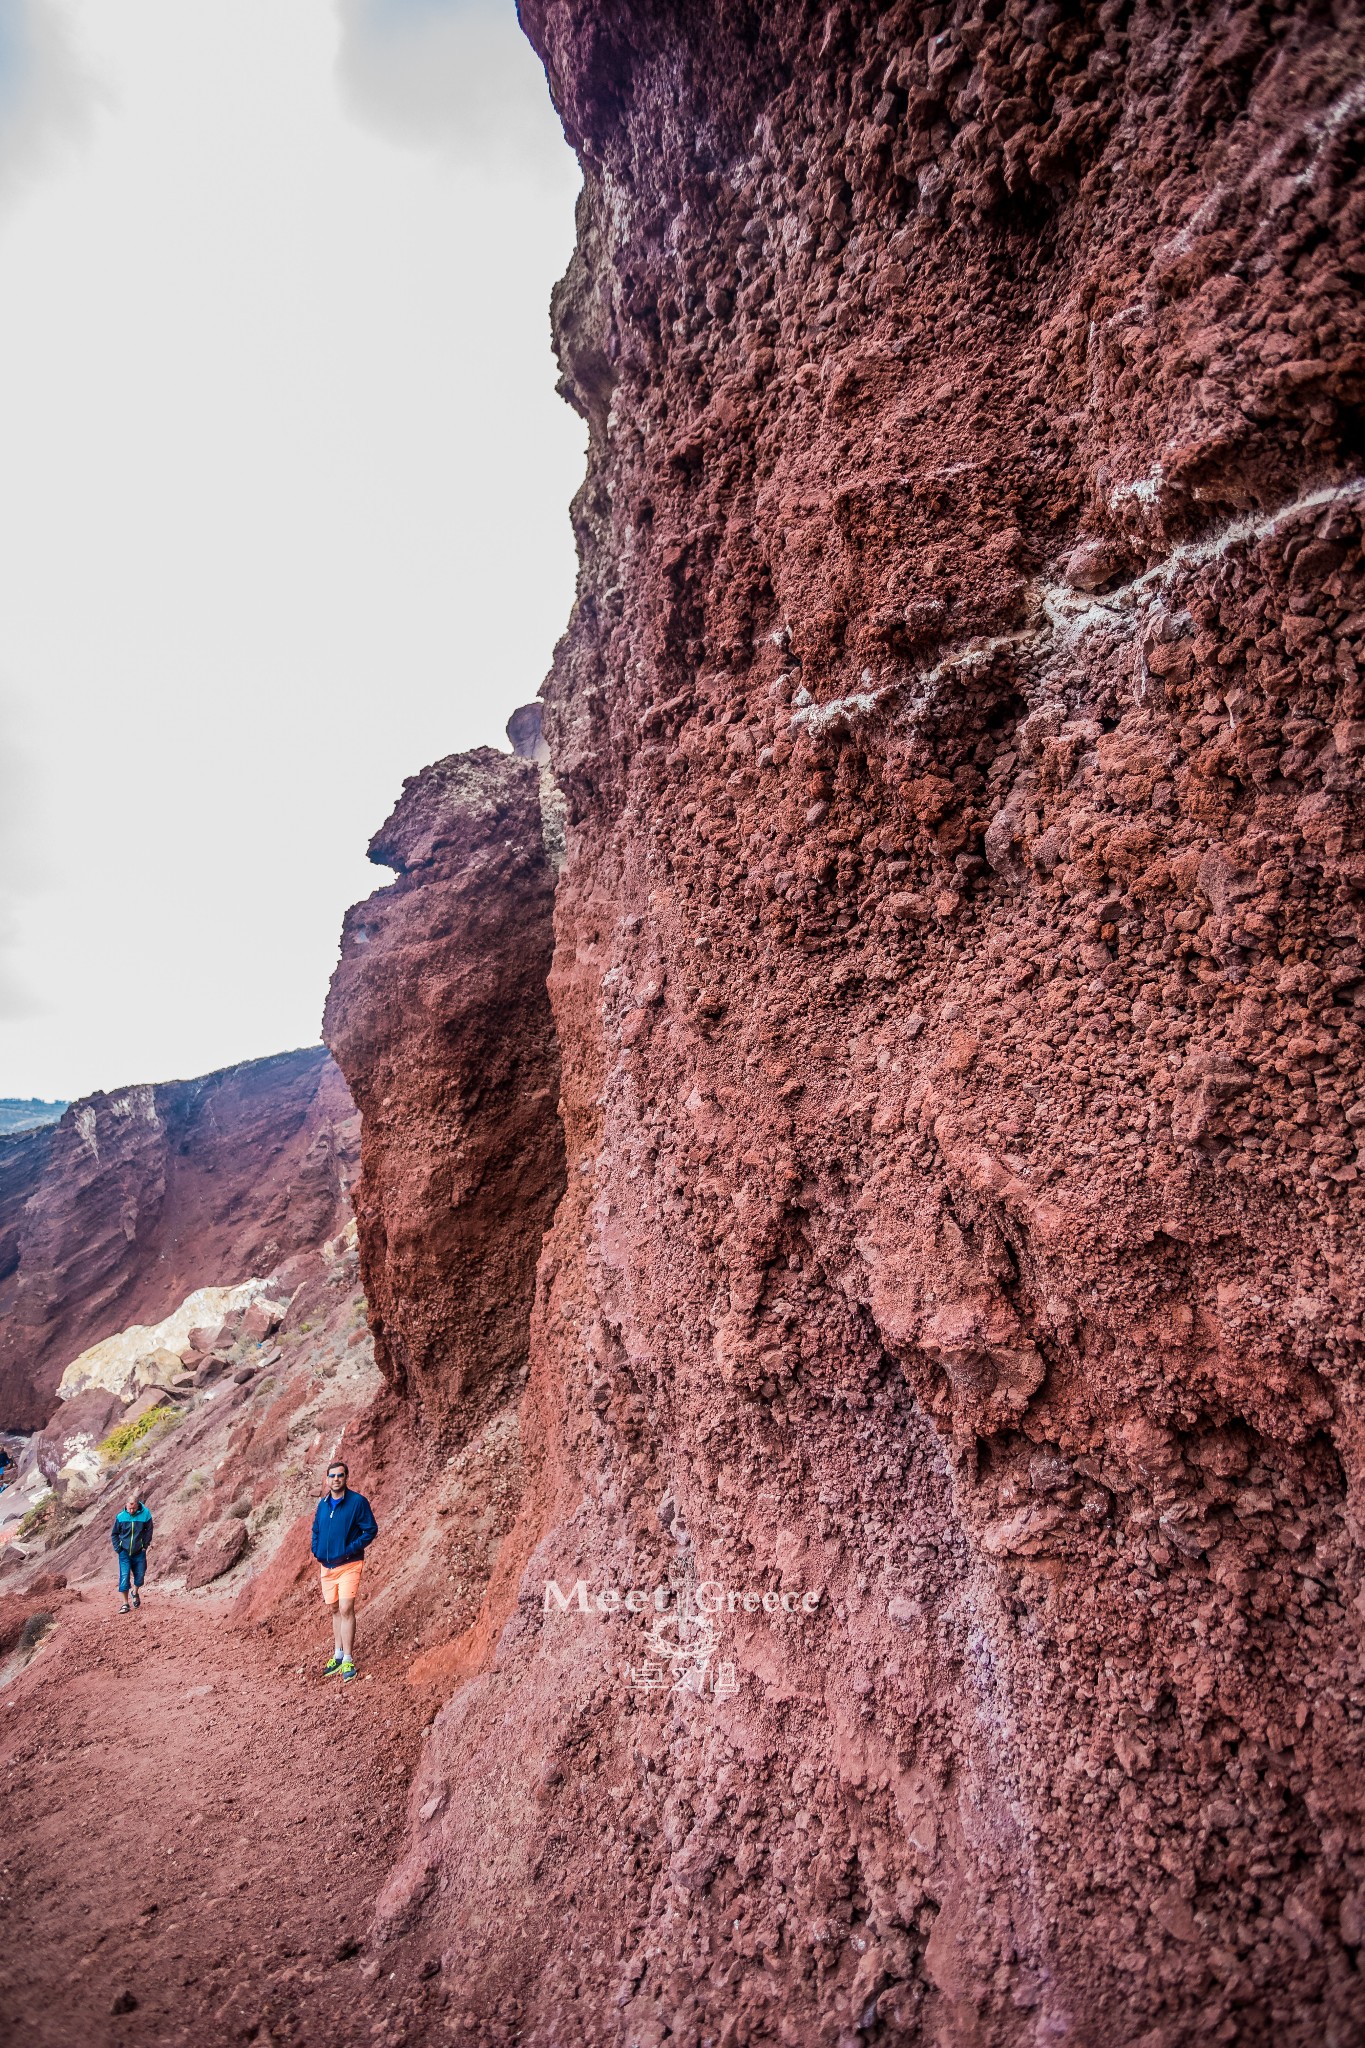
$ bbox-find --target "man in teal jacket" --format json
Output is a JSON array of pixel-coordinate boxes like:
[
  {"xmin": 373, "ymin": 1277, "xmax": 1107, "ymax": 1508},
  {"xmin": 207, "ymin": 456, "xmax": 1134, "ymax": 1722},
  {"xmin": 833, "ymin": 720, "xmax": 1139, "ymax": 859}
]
[{"xmin": 111, "ymin": 1491, "xmax": 154, "ymax": 1614}]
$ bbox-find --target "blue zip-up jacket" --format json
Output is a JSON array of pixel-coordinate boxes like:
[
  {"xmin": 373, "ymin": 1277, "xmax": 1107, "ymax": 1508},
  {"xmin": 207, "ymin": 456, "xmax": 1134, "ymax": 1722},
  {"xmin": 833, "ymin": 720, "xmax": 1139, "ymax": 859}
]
[
  {"xmin": 310, "ymin": 1488, "xmax": 378, "ymax": 1568},
  {"xmin": 111, "ymin": 1504, "xmax": 154, "ymax": 1555}
]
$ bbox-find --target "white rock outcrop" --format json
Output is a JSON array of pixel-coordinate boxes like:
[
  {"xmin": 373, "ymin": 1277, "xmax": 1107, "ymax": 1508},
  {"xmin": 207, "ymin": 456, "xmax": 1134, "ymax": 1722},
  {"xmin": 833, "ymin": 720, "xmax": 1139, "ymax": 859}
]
[{"xmin": 55, "ymin": 1279, "xmax": 278, "ymax": 1401}]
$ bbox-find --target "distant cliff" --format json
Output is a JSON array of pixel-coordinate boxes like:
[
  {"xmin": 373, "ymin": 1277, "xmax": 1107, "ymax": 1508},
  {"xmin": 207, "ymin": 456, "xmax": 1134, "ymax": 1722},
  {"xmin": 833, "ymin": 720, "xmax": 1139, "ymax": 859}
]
[
  {"xmin": 0, "ymin": 1100, "xmax": 67, "ymax": 1137},
  {"xmin": 0, "ymin": 1047, "xmax": 358, "ymax": 1429}
]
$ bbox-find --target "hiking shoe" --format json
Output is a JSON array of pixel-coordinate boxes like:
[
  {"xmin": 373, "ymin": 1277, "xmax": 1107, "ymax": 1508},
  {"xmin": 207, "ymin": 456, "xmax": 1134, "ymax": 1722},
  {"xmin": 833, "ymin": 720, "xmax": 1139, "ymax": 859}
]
[
  {"xmin": 130, "ymin": 1590, "xmax": 140, "ymax": 1609},
  {"xmin": 340, "ymin": 1658, "xmax": 357, "ymax": 1682},
  {"xmin": 323, "ymin": 1652, "xmax": 344, "ymax": 1676},
  {"xmin": 119, "ymin": 1601, "xmax": 130, "ymax": 1615}
]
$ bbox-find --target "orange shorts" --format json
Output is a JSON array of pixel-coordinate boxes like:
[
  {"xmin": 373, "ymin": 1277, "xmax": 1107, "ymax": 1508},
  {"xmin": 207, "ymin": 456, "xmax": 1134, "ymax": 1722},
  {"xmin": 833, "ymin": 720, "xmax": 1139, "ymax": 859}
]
[{"xmin": 319, "ymin": 1560, "xmax": 364, "ymax": 1606}]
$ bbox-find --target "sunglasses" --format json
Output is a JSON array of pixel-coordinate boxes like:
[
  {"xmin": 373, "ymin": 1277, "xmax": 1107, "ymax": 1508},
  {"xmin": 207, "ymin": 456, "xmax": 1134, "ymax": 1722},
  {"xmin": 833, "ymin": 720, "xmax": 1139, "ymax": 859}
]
[{"xmin": 327, "ymin": 1470, "xmax": 347, "ymax": 1480}]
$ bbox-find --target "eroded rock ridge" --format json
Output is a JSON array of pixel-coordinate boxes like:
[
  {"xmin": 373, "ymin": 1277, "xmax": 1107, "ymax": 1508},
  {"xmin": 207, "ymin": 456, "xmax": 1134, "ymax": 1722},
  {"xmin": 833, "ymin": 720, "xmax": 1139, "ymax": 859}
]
[{"xmin": 324, "ymin": 748, "xmax": 566, "ymax": 1445}]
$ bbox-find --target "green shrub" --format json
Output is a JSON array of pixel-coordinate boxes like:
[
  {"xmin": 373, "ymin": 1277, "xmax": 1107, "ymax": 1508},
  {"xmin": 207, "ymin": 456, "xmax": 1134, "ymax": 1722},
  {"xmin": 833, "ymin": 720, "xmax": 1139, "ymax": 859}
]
[
  {"xmin": 19, "ymin": 1610, "xmax": 54, "ymax": 1649},
  {"xmin": 16, "ymin": 1494, "xmax": 55, "ymax": 1540},
  {"xmin": 98, "ymin": 1405, "xmax": 181, "ymax": 1464}
]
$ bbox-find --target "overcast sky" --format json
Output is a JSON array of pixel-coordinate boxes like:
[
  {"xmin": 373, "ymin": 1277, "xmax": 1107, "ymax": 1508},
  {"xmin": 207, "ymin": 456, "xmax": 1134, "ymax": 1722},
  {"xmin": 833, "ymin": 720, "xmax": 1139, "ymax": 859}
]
[{"xmin": 0, "ymin": 0, "xmax": 583, "ymax": 1103}]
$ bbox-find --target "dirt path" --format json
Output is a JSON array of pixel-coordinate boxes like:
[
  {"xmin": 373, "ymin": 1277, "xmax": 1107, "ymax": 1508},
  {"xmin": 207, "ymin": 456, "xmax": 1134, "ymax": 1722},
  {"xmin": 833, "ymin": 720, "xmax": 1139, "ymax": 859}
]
[{"xmin": 0, "ymin": 1590, "xmax": 448, "ymax": 2047}]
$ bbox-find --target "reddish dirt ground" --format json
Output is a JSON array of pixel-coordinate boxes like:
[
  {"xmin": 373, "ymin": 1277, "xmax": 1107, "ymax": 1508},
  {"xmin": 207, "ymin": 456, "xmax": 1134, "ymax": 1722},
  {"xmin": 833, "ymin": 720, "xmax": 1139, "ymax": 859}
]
[{"xmin": 0, "ymin": 1590, "xmax": 446, "ymax": 2048}]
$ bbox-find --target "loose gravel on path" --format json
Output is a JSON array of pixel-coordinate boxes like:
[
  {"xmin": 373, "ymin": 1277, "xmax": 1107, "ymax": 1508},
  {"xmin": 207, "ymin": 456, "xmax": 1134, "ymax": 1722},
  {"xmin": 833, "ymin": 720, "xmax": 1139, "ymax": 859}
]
[{"xmin": 0, "ymin": 1591, "xmax": 443, "ymax": 2047}]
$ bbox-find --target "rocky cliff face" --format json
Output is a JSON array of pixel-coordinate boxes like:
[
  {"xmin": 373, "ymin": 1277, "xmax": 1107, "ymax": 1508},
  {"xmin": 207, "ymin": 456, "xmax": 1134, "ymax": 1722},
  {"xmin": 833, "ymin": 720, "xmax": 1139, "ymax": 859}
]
[
  {"xmin": 323, "ymin": 748, "xmax": 565, "ymax": 1447},
  {"xmin": 0, "ymin": 1048, "xmax": 357, "ymax": 1430},
  {"xmin": 0, "ymin": 1125, "xmax": 56, "ymax": 1345},
  {"xmin": 333, "ymin": 3, "xmax": 1365, "ymax": 2041}
]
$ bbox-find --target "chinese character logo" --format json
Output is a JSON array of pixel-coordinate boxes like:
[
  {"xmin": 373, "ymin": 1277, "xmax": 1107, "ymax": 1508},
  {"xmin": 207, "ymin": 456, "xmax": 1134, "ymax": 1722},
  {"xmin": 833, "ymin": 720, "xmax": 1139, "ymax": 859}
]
[{"xmin": 627, "ymin": 1607, "xmax": 737, "ymax": 1697}]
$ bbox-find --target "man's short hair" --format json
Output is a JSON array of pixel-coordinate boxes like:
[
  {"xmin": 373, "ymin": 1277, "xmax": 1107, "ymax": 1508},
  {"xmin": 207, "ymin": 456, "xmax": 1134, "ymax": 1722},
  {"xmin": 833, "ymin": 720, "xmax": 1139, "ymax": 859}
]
[{"xmin": 328, "ymin": 1459, "xmax": 349, "ymax": 1475}]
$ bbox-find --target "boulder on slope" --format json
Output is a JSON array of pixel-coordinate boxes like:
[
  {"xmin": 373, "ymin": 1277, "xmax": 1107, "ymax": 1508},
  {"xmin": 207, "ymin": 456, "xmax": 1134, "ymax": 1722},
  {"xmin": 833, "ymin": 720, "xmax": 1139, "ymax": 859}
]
[
  {"xmin": 119, "ymin": 1389, "xmax": 174, "ymax": 1430},
  {"xmin": 36, "ymin": 1389, "xmax": 122, "ymax": 1485},
  {"xmin": 184, "ymin": 1517, "xmax": 248, "ymax": 1590},
  {"xmin": 57, "ymin": 1282, "xmax": 277, "ymax": 1403},
  {"xmin": 137, "ymin": 1348, "xmax": 191, "ymax": 1391},
  {"xmin": 239, "ymin": 1299, "xmax": 285, "ymax": 1345}
]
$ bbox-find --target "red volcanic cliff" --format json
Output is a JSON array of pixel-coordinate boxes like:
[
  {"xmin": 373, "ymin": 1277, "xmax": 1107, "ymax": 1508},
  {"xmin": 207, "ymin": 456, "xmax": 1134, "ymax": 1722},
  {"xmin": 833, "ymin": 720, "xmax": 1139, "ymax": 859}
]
[
  {"xmin": 0, "ymin": 1124, "xmax": 56, "ymax": 1339},
  {"xmin": 323, "ymin": 747, "xmax": 565, "ymax": 1444},
  {"xmin": 0, "ymin": 1047, "xmax": 357, "ymax": 1429},
  {"xmin": 329, "ymin": 3, "xmax": 1365, "ymax": 2043}
]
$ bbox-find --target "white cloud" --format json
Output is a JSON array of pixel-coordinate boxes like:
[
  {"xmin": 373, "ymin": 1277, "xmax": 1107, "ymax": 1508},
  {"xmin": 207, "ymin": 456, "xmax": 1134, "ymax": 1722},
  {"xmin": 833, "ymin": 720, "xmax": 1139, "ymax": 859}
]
[
  {"xmin": 335, "ymin": 0, "xmax": 567, "ymax": 181},
  {"xmin": 0, "ymin": 0, "xmax": 99, "ymax": 204},
  {"xmin": 0, "ymin": 1, "xmax": 584, "ymax": 1102},
  {"xmin": 0, "ymin": 689, "xmax": 44, "ymax": 1021}
]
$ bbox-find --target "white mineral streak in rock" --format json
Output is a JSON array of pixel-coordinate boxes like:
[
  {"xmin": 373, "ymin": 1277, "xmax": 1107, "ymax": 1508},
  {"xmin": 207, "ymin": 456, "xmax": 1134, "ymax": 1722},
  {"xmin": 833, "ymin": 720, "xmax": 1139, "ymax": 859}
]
[
  {"xmin": 1042, "ymin": 475, "xmax": 1365, "ymax": 645},
  {"xmin": 1149, "ymin": 80, "xmax": 1365, "ymax": 274},
  {"xmin": 54, "ymin": 1443, "xmax": 104, "ymax": 1495},
  {"xmin": 1111, "ymin": 464, "xmax": 1164, "ymax": 507},
  {"xmin": 107, "ymin": 1085, "xmax": 161, "ymax": 1128},
  {"xmin": 56, "ymin": 1278, "xmax": 278, "ymax": 1400},
  {"xmin": 790, "ymin": 631, "xmax": 1039, "ymax": 735},
  {"xmin": 787, "ymin": 478, "xmax": 1365, "ymax": 761}
]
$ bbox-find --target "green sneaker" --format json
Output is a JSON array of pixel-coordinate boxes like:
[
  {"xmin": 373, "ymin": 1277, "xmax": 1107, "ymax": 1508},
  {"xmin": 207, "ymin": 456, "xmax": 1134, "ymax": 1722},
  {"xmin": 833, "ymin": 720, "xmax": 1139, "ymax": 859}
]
[
  {"xmin": 340, "ymin": 1657, "xmax": 357, "ymax": 1682},
  {"xmin": 324, "ymin": 1651, "xmax": 344, "ymax": 1676}
]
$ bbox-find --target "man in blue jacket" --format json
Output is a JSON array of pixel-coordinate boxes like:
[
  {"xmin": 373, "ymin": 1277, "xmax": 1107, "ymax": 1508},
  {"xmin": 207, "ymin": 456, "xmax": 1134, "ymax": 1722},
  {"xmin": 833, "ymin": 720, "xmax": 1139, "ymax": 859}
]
[
  {"xmin": 310, "ymin": 1459, "xmax": 377, "ymax": 1681},
  {"xmin": 111, "ymin": 1491, "xmax": 154, "ymax": 1614}
]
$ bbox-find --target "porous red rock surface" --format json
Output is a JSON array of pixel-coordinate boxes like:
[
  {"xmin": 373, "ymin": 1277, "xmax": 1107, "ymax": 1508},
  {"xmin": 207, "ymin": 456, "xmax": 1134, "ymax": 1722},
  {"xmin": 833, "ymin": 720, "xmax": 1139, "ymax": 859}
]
[
  {"xmin": 323, "ymin": 748, "xmax": 565, "ymax": 1441},
  {"xmin": 0, "ymin": 1048, "xmax": 358, "ymax": 1430},
  {"xmin": 343, "ymin": 3, "xmax": 1365, "ymax": 2044}
]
